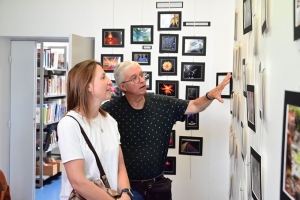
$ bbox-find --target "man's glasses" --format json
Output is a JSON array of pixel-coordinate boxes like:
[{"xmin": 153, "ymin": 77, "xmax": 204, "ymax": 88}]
[{"xmin": 121, "ymin": 72, "xmax": 147, "ymax": 84}]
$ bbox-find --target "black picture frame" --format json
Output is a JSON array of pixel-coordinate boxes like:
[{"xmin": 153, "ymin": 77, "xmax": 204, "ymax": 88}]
[
  {"xmin": 157, "ymin": 11, "xmax": 182, "ymax": 31},
  {"xmin": 247, "ymin": 85, "xmax": 256, "ymax": 132},
  {"xmin": 158, "ymin": 56, "xmax": 177, "ymax": 76},
  {"xmin": 169, "ymin": 130, "xmax": 175, "ymax": 148},
  {"xmin": 243, "ymin": 0, "xmax": 253, "ymax": 35},
  {"xmin": 241, "ymin": 121, "xmax": 245, "ymax": 161},
  {"xmin": 130, "ymin": 25, "xmax": 153, "ymax": 44},
  {"xmin": 294, "ymin": 0, "xmax": 300, "ymax": 40},
  {"xmin": 251, "ymin": 147, "xmax": 262, "ymax": 200},
  {"xmin": 181, "ymin": 62, "xmax": 205, "ymax": 82},
  {"xmin": 179, "ymin": 136, "xmax": 203, "ymax": 156},
  {"xmin": 156, "ymin": 80, "xmax": 179, "ymax": 98},
  {"xmin": 280, "ymin": 91, "xmax": 300, "ymax": 200},
  {"xmin": 102, "ymin": 29, "xmax": 125, "ymax": 47},
  {"xmin": 101, "ymin": 54, "xmax": 123, "ymax": 73},
  {"xmin": 185, "ymin": 113, "xmax": 199, "ymax": 130},
  {"xmin": 216, "ymin": 72, "xmax": 232, "ymax": 98},
  {"xmin": 144, "ymin": 71, "xmax": 152, "ymax": 90},
  {"xmin": 159, "ymin": 34, "xmax": 179, "ymax": 53},
  {"xmin": 164, "ymin": 156, "xmax": 176, "ymax": 175},
  {"xmin": 242, "ymin": 59, "xmax": 247, "ymax": 97},
  {"xmin": 182, "ymin": 36, "xmax": 206, "ymax": 56},
  {"xmin": 185, "ymin": 85, "xmax": 199, "ymax": 100},
  {"xmin": 111, "ymin": 80, "xmax": 123, "ymax": 98},
  {"xmin": 132, "ymin": 52, "xmax": 151, "ymax": 65}
]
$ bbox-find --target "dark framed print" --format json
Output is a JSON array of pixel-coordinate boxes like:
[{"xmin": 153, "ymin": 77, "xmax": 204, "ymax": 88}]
[
  {"xmin": 280, "ymin": 91, "xmax": 300, "ymax": 200},
  {"xmin": 242, "ymin": 59, "xmax": 247, "ymax": 97},
  {"xmin": 251, "ymin": 147, "xmax": 262, "ymax": 200},
  {"xmin": 156, "ymin": 80, "xmax": 179, "ymax": 98},
  {"xmin": 102, "ymin": 29, "xmax": 124, "ymax": 47},
  {"xmin": 111, "ymin": 80, "xmax": 123, "ymax": 98},
  {"xmin": 181, "ymin": 62, "xmax": 205, "ymax": 81},
  {"xmin": 101, "ymin": 54, "xmax": 123, "ymax": 72},
  {"xmin": 164, "ymin": 156, "xmax": 176, "ymax": 175},
  {"xmin": 157, "ymin": 11, "xmax": 182, "ymax": 31},
  {"xmin": 243, "ymin": 0, "xmax": 253, "ymax": 35},
  {"xmin": 182, "ymin": 36, "xmax": 206, "ymax": 56},
  {"xmin": 179, "ymin": 136, "xmax": 203, "ymax": 156},
  {"xmin": 132, "ymin": 52, "xmax": 151, "ymax": 65},
  {"xmin": 247, "ymin": 85, "xmax": 256, "ymax": 132},
  {"xmin": 144, "ymin": 71, "xmax": 152, "ymax": 90},
  {"xmin": 130, "ymin": 25, "xmax": 153, "ymax": 44},
  {"xmin": 185, "ymin": 85, "xmax": 199, "ymax": 100},
  {"xmin": 216, "ymin": 72, "xmax": 232, "ymax": 98},
  {"xmin": 158, "ymin": 56, "xmax": 177, "ymax": 76},
  {"xmin": 169, "ymin": 130, "xmax": 175, "ymax": 148},
  {"xmin": 185, "ymin": 113, "xmax": 199, "ymax": 130},
  {"xmin": 294, "ymin": 0, "xmax": 300, "ymax": 40},
  {"xmin": 159, "ymin": 34, "xmax": 179, "ymax": 53}
]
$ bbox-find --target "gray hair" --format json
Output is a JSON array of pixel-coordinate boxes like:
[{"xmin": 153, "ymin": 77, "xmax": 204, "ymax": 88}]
[{"xmin": 114, "ymin": 61, "xmax": 140, "ymax": 85}]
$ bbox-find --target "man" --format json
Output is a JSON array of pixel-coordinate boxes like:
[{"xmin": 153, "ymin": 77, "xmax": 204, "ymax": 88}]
[{"xmin": 101, "ymin": 61, "xmax": 231, "ymax": 199}]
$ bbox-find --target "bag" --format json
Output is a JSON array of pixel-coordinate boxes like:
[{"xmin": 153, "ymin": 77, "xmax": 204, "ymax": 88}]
[{"xmin": 133, "ymin": 177, "xmax": 172, "ymax": 200}]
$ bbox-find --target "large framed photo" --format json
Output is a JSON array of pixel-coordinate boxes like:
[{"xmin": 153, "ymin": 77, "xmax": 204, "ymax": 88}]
[
  {"xmin": 294, "ymin": 0, "xmax": 300, "ymax": 40},
  {"xmin": 216, "ymin": 72, "xmax": 232, "ymax": 98},
  {"xmin": 251, "ymin": 147, "xmax": 262, "ymax": 200},
  {"xmin": 159, "ymin": 34, "xmax": 179, "ymax": 53},
  {"xmin": 130, "ymin": 25, "xmax": 153, "ymax": 44},
  {"xmin": 158, "ymin": 57, "xmax": 177, "ymax": 76},
  {"xmin": 179, "ymin": 136, "xmax": 203, "ymax": 156},
  {"xmin": 169, "ymin": 130, "xmax": 175, "ymax": 148},
  {"xmin": 144, "ymin": 71, "xmax": 152, "ymax": 90},
  {"xmin": 247, "ymin": 85, "xmax": 256, "ymax": 132},
  {"xmin": 156, "ymin": 80, "xmax": 179, "ymax": 98},
  {"xmin": 164, "ymin": 156, "xmax": 176, "ymax": 175},
  {"xmin": 157, "ymin": 11, "xmax": 182, "ymax": 31},
  {"xmin": 132, "ymin": 52, "xmax": 151, "ymax": 65},
  {"xmin": 182, "ymin": 36, "xmax": 206, "ymax": 56},
  {"xmin": 280, "ymin": 91, "xmax": 300, "ymax": 200},
  {"xmin": 181, "ymin": 62, "xmax": 205, "ymax": 81},
  {"xmin": 102, "ymin": 29, "xmax": 124, "ymax": 47},
  {"xmin": 243, "ymin": 0, "xmax": 253, "ymax": 35},
  {"xmin": 101, "ymin": 54, "xmax": 123, "ymax": 72}
]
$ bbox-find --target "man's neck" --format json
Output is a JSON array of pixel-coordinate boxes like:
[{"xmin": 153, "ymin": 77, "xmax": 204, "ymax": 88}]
[{"xmin": 125, "ymin": 94, "xmax": 145, "ymax": 109}]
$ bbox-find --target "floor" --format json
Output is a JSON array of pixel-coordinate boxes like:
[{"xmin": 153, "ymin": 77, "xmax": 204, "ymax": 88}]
[{"xmin": 35, "ymin": 172, "xmax": 61, "ymax": 200}]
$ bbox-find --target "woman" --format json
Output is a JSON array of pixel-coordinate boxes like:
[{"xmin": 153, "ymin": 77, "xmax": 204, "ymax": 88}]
[{"xmin": 58, "ymin": 60, "xmax": 132, "ymax": 200}]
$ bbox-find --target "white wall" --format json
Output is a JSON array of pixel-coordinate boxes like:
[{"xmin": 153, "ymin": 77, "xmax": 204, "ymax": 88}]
[{"xmin": 0, "ymin": 0, "xmax": 234, "ymax": 199}]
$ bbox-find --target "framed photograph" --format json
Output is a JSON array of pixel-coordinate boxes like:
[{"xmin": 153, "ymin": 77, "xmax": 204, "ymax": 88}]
[
  {"xmin": 234, "ymin": 11, "xmax": 238, "ymax": 41},
  {"xmin": 132, "ymin": 52, "xmax": 151, "ymax": 65},
  {"xmin": 185, "ymin": 113, "xmax": 199, "ymax": 130},
  {"xmin": 229, "ymin": 131, "xmax": 234, "ymax": 156},
  {"xmin": 158, "ymin": 57, "xmax": 177, "ymax": 76},
  {"xmin": 159, "ymin": 34, "xmax": 179, "ymax": 53},
  {"xmin": 185, "ymin": 85, "xmax": 199, "ymax": 100},
  {"xmin": 157, "ymin": 11, "xmax": 182, "ymax": 31},
  {"xmin": 280, "ymin": 91, "xmax": 300, "ymax": 200},
  {"xmin": 169, "ymin": 130, "xmax": 175, "ymax": 148},
  {"xmin": 111, "ymin": 80, "xmax": 123, "ymax": 98},
  {"xmin": 295, "ymin": 0, "xmax": 300, "ymax": 40},
  {"xmin": 216, "ymin": 72, "xmax": 232, "ymax": 98},
  {"xmin": 179, "ymin": 136, "xmax": 203, "ymax": 156},
  {"xmin": 251, "ymin": 147, "xmax": 262, "ymax": 200},
  {"xmin": 156, "ymin": 80, "xmax": 179, "ymax": 98},
  {"xmin": 243, "ymin": 0, "xmax": 253, "ymax": 35},
  {"xmin": 102, "ymin": 29, "xmax": 124, "ymax": 47},
  {"xmin": 130, "ymin": 25, "xmax": 153, "ymax": 44},
  {"xmin": 247, "ymin": 85, "xmax": 256, "ymax": 132},
  {"xmin": 261, "ymin": 0, "xmax": 267, "ymax": 34},
  {"xmin": 241, "ymin": 122, "xmax": 245, "ymax": 161},
  {"xmin": 182, "ymin": 36, "xmax": 206, "ymax": 56},
  {"xmin": 101, "ymin": 54, "xmax": 123, "ymax": 72},
  {"xmin": 242, "ymin": 59, "xmax": 247, "ymax": 97},
  {"xmin": 144, "ymin": 71, "xmax": 152, "ymax": 90},
  {"xmin": 163, "ymin": 156, "xmax": 176, "ymax": 175},
  {"xmin": 181, "ymin": 62, "xmax": 205, "ymax": 82}
]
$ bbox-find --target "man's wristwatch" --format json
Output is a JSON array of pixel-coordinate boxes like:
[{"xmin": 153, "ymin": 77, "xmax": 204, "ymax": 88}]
[{"xmin": 120, "ymin": 188, "xmax": 134, "ymax": 199}]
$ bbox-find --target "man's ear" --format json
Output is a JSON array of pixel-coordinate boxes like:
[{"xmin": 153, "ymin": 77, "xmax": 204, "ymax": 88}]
[{"xmin": 119, "ymin": 83, "xmax": 127, "ymax": 92}]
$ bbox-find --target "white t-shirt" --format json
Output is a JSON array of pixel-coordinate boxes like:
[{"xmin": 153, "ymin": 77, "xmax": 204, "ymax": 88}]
[{"xmin": 58, "ymin": 111, "xmax": 120, "ymax": 200}]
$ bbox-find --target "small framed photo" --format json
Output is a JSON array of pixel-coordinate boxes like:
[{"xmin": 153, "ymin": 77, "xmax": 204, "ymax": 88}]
[
  {"xmin": 247, "ymin": 85, "xmax": 256, "ymax": 132},
  {"xmin": 185, "ymin": 113, "xmax": 199, "ymax": 130},
  {"xmin": 159, "ymin": 34, "xmax": 179, "ymax": 53},
  {"xmin": 158, "ymin": 57, "xmax": 177, "ymax": 76},
  {"xmin": 102, "ymin": 29, "xmax": 124, "ymax": 47},
  {"xmin": 242, "ymin": 59, "xmax": 247, "ymax": 97},
  {"xmin": 243, "ymin": 0, "xmax": 253, "ymax": 35},
  {"xmin": 182, "ymin": 36, "xmax": 206, "ymax": 56},
  {"xmin": 241, "ymin": 122, "xmax": 245, "ymax": 161},
  {"xmin": 294, "ymin": 0, "xmax": 300, "ymax": 40},
  {"xmin": 101, "ymin": 54, "xmax": 123, "ymax": 72},
  {"xmin": 169, "ymin": 130, "xmax": 175, "ymax": 148},
  {"xmin": 164, "ymin": 156, "xmax": 176, "ymax": 175},
  {"xmin": 216, "ymin": 72, "xmax": 232, "ymax": 98},
  {"xmin": 144, "ymin": 71, "xmax": 152, "ymax": 90},
  {"xmin": 130, "ymin": 25, "xmax": 153, "ymax": 44},
  {"xmin": 156, "ymin": 80, "xmax": 179, "ymax": 98},
  {"xmin": 157, "ymin": 11, "xmax": 182, "ymax": 31},
  {"xmin": 181, "ymin": 62, "xmax": 205, "ymax": 81},
  {"xmin": 185, "ymin": 85, "xmax": 199, "ymax": 100},
  {"xmin": 132, "ymin": 52, "xmax": 151, "ymax": 65},
  {"xmin": 179, "ymin": 136, "xmax": 203, "ymax": 156},
  {"xmin": 111, "ymin": 80, "xmax": 123, "ymax": 98},
  {"xmin": 251, "ymin": 147, "xmax": 262, "ymax": 200}
]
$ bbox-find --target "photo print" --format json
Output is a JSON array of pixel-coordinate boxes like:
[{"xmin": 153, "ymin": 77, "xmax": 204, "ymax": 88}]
[
  {"xmin": 261, "ymin": 0, "xmax": 267, "ymax": 34},
  {"xmin": 182, "ymin": 36, "xmax": 206, "ymax": 56},
  {"xmin": 247, "ymin": 85, "xmax": 256, "ymax": 132},
  {"xmin": 243, "ymin": 0, "xmax": 253, "ymax": 35},
  {"xmin": 295, "ymin": 0, "xmax": 300, "ymax": 40},
  {"xmin": 181, "ymin": 62, "xmax": 205, "ymax": 81},
  {"xmin": 179, "ymin": 136, "xmax": 203, "ymax": 156},
  {"xmin": 111, "ymin": 80, "xmax": 122, "ymax": 98},
  {"xmin": 158, "ymin": 11, "xmax": 182, "ymax": 31},
  {"xmin": 185, "ymin": 86, "xmax": 199, "ymax": 101},
  {"xmin": 101, "ymin": 54, "xmax": 123, "ymax": 72},
  {"xmin": 164, "ymin": 156, "xmax": 176, "ymax": 175},
  {"xmin": 251, "ymin": 147, "xmax": 262, "ymax": 200},
  {"xmin": 169, "ymin": 130, "xmax": 175, "ymax": 148},
  {"xmin": 143, "ymin": 71, "xmax": 152, "ymax": 90},
  {"xmin": 155, "ymin": 80, "xmax": 179, "ymax": 98},
  {"xmin": 131, "ymin": 25, "xmax": 153, "ymax": 44},
  {"xmin": 102, "ymin": 29, "xmax": 124, "ymax": 47},
  {"xmin": 159, "ymin": 34, "xmax": 179, "ymax": 53},
  {"xmin": 158, "ymin": 57, "xmax": 177, "ymax": 76},
  {"xmin": 216, "ymin": 72, "xmax": 232, "ymax": 98},
  {"xmin": 132, "ymin": 52, "xmax": 151, "ymax": 65},
  {"xmin": 242, "ymin": 59, "xmax": 247, "ymax": 97}
]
